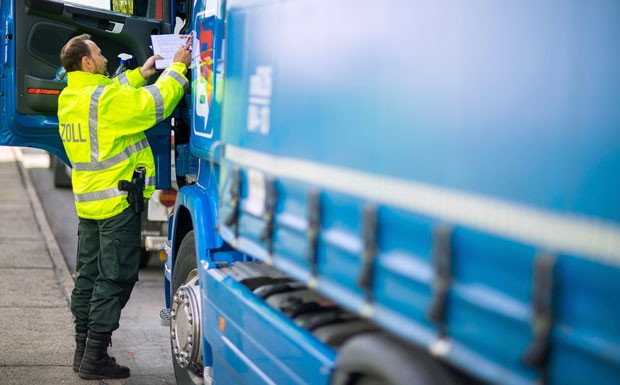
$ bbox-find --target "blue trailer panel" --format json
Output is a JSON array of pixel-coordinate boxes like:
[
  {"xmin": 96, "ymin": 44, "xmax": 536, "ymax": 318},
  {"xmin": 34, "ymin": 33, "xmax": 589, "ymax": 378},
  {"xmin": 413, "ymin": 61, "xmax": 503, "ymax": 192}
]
[{"xmin": 208, "ymin": 1, "xmax": 620, "ymax": 384}]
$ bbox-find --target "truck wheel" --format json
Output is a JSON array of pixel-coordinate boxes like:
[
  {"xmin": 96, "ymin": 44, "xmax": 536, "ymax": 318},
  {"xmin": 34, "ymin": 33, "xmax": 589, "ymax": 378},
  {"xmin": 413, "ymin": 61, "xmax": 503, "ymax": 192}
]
[
  {"xmin": 331, "ymin": 333, "xmax": 458, "ymax": 385},
  {"xmin": 139, "ymin": 247, "xmax": 151, "ymax": 268},
  {"xmin": 50, "ymin": 155, "xmax": 72, "ymax": 188},
  {"xmin": 170, "ymin": 230, "xmax": 205, "ymax": 385}
]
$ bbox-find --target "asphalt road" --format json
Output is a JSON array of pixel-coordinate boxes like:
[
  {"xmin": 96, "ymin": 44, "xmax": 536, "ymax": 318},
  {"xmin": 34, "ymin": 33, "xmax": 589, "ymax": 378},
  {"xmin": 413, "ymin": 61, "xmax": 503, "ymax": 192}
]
[{"xmin": 25, "ymin": 150, "xmax": 177, "ymax": 385}]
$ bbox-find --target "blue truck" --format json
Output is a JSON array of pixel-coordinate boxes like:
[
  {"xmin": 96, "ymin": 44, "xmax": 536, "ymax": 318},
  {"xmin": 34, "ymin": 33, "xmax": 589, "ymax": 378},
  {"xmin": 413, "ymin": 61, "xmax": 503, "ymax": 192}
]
[{"xmin": 2, "ymin": 0, "xmax": 620, "ymax": 384}]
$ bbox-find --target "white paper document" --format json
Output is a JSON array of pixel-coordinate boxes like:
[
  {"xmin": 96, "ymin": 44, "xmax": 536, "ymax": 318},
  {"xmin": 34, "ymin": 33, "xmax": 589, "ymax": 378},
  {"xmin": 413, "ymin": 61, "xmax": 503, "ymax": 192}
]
[{"xmin": 151, "ymin": 34, "xmax": 190, "ymax": 70}]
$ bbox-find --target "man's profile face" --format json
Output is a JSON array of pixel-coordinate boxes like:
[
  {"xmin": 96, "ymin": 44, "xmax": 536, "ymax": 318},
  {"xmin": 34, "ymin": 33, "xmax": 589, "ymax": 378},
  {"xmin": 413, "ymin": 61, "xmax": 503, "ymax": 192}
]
[{"xmin": 85, "ymin": 40, "xmax": 109, "ymax": 77}]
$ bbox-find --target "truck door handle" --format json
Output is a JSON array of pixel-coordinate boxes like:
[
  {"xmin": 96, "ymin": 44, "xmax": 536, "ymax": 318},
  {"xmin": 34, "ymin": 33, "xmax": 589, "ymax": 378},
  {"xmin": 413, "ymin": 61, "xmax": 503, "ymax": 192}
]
[
  {"xmin": 71, "ymin": 14, "xmax": 124, "ymax": 34},
  {"xmin": 103, "ymin": 21, "xmax": 124, "ymax": 33}
]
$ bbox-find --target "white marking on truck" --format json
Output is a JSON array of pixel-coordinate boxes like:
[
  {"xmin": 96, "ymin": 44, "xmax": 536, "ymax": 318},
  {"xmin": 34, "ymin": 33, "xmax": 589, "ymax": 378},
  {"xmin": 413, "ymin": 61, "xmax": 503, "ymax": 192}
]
[{"xmin": 247, "ymin": 66, "xmax": 273, "ymax": 135}]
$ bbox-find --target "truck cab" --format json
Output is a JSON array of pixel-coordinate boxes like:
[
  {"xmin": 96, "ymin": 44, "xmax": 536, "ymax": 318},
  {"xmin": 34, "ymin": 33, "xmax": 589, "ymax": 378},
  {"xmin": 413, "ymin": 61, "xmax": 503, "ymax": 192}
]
[
  {"xmin": 0, "ymin": 0, "xmax": 181, "ymax": 187},
  {"xmin": 0, "ymin": 0, "xmax": 186, "ymax": 265}
]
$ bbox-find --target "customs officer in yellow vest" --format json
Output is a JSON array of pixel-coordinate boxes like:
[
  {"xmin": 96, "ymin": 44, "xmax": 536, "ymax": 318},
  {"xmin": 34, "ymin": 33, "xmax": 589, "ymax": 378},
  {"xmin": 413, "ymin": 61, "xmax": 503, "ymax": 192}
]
[{"xmin": 57, "ymin": 33, "xmax": 192, "ymax": 380}]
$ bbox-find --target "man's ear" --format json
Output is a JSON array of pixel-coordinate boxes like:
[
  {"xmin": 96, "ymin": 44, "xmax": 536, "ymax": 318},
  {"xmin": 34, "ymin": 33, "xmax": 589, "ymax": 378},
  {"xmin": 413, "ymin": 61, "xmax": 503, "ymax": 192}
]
[{"xmin": 80, "ymin": 56, "xmax": 90, "ymax": 72}]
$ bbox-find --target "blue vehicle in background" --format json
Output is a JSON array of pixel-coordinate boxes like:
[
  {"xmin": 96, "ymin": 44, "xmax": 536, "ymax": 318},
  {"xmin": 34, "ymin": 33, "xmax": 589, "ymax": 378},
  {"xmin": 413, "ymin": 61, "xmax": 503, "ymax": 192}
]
[{"xmin": 2, "ymin": 0, "xmax": 620, "ymax": 384}]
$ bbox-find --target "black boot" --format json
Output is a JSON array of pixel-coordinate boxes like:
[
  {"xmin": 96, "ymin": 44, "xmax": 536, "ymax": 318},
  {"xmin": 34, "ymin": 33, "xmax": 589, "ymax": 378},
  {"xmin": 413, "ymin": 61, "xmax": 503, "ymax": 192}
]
[
  {"xmin": 78, "ymin": 331, "xmax": 130, "ymax": 380},
  {"xmin": 72, "ymin": 326, "xmax": 88, "ymax": 372}
]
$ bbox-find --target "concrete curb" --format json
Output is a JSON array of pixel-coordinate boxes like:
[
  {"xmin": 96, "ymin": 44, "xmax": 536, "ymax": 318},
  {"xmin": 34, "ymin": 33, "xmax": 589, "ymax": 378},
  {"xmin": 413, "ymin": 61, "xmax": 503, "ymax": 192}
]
[{"xmin": 14, "ymin": 148, "xmax": 75, "ymax": 304}]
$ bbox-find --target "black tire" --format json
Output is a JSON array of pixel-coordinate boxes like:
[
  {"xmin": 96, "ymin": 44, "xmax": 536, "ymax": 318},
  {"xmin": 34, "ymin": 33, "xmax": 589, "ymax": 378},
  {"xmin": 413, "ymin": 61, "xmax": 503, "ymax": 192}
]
[
  {"xmin": 52, "ymin": 156, "xmax": 72, "ymax": 188},
  {"xmin": 331, "ymin": 333, "xmax": 458, "ymax": 385},
  {"xmin": 170, "ymin": 230, "xmax": 201, "ymax": 385},
  {"xmin": 138, "ymin": 247, "xmax": 151, "ymax": 269},
  {"xmin": 353, "ymin": 376, "xmax": 384, "ymax": 385}
]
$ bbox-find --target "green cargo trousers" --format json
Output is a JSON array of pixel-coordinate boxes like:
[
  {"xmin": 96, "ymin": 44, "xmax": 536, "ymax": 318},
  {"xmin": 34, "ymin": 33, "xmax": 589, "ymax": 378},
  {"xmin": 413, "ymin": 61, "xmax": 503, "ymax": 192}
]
[{"xmin": 71, "ymin": 207, "xmax": 141, "ymax": 333}]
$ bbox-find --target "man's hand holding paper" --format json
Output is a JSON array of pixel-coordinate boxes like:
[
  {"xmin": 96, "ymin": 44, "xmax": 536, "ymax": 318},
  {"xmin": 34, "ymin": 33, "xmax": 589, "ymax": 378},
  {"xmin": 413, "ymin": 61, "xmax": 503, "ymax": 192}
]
[{"xmin": 150, "ymin": 33, "xmax": 193, "ymax": 70}]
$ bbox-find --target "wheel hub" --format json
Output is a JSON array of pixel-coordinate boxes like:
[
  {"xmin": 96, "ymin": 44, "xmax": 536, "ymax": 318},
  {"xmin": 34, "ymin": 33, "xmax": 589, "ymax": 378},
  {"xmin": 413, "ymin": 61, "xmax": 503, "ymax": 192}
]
[{"xmin": 170, "ymin": 270, "xmax": 203, "ymax": 377}]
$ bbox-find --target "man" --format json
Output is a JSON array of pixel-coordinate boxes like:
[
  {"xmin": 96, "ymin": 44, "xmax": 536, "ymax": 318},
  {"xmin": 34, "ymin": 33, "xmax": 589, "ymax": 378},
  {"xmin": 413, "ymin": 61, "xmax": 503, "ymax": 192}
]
[{"xmin": 58, "ymin": 33, "xmax": 192, "ymax": 380}]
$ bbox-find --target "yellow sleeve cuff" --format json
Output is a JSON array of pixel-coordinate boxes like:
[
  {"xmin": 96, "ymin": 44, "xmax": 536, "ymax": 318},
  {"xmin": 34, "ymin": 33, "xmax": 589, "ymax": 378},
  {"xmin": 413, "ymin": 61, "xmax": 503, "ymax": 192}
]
[
  {"xmin": 168, "ymin": 62, "xmax": 188, "ymax": 75},
  {"xmin": 127, "ymin": 68, "xmax": 148, "ymax": 87}
]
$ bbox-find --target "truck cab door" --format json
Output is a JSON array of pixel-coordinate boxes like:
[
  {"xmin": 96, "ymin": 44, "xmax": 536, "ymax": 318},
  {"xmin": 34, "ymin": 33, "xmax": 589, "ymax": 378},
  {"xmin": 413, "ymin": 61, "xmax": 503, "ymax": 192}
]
[{"xmin": 0, "ymin": 0, "xmax": 176, "ymax": 188}]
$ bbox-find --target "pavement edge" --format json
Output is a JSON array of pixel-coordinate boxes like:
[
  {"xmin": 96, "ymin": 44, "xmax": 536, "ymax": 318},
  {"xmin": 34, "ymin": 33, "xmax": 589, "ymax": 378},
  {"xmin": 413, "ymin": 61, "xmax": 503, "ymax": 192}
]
[{"xmin": 14, "ymin": 148, "xmax": 75, "ymax": 304}]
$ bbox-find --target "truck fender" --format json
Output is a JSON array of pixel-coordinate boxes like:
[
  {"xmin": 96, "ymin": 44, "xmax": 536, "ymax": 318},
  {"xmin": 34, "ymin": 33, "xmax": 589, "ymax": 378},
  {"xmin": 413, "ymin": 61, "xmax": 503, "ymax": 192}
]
[{"xmin": 169, "ymin": 183, "xmax": 222, "ymax": 277}]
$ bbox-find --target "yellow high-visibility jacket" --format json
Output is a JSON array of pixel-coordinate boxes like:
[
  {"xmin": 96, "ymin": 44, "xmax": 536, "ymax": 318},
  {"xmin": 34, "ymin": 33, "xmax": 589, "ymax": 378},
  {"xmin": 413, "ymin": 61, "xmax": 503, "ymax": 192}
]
[{"xmin": 58, "ymin": 63, "xmax": 188, "ymax": 220}]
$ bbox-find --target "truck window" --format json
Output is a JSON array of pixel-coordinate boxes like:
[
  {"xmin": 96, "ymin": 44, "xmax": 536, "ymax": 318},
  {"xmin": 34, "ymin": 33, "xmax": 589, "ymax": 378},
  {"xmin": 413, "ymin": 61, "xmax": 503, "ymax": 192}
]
[
  {"xmin": 60, "ymin": 0, "xmax": 165, "ymax": 20},
  {"xmin": 61, "ymin": 0, "xmax": 110, "ymax": 11}
]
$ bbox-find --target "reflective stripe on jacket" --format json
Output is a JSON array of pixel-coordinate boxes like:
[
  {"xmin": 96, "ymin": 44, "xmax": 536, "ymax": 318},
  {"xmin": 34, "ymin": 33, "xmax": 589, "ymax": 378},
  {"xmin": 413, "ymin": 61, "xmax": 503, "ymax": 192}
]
[{"xmin": 58, "ymin": 62, "xmax": 188, "ymax": 220}]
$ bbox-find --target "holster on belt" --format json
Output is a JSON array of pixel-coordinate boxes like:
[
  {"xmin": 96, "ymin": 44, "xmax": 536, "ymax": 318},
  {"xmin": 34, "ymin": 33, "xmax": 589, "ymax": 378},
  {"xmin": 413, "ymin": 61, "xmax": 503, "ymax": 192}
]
[{"xmin": 118, "ymin": 167, "xmax": 146, "ymax": 213}]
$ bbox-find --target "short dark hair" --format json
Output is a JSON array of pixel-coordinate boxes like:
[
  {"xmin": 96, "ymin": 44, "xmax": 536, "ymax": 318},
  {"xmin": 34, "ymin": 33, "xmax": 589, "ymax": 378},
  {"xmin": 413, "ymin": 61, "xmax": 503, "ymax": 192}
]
[{"xmin": 60, "ymin": 34, "xmax": 91, "ymax": 72}]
